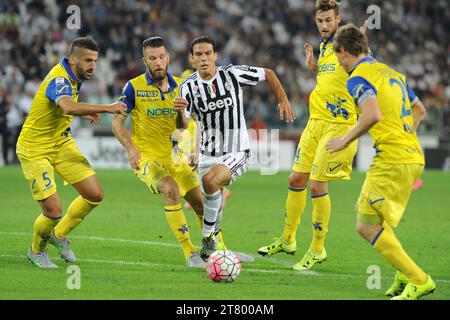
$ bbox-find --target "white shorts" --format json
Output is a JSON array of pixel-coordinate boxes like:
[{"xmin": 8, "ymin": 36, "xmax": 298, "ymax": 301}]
[{"xmin": 198, "ymin": 150, "xmax": 252, "ymax": 193}]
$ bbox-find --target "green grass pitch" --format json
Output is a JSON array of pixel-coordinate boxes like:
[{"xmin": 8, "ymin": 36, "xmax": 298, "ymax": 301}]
[{"xmin": 0, "ymin": 166, "xmax": 449, "ymax": 299}]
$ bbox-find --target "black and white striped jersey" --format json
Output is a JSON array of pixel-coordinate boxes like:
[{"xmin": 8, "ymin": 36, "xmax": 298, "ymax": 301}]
[{"xmin": 179, "ymin": 64, "xmax": 265, "ymax": 157}]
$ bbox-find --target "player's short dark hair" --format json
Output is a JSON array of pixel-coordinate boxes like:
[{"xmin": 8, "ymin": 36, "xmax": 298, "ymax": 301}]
[
  {"xmin": 190, "ymin": 36, "xmax": 217, "ymax": 54},
  {"xmin": 314, "ymin": 0, "xmax": 340, "ymax": 16},
  {"xmin": 69, "ymin": 37, "xmax": 99, "ymax": 55},
  {"xmin": 142, "ymin": 36, "xmax": 166, "ymax": 50},
  {"xmin": 333, "ymin": 23, "xmax": 369, "ymax": 56}
]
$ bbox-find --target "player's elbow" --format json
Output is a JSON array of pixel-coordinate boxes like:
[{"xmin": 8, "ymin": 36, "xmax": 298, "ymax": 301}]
[
  {"xmin": 264, "ymin": 68, "xmax": 275, "ymax": 79},
  {"xmin": 369, "ymin": 109, "xmax": 382, "ymax": 125},
  {"xmin": 414, "ymin": 100, "xmax": 427, "ymax": 118},
  {"xmin": 58, "ymin": 99, "xmax": 76, "ymax": 115},
  {"xmin": 371, "ymin": 113, "xmax": 381, "ymax": 125}
]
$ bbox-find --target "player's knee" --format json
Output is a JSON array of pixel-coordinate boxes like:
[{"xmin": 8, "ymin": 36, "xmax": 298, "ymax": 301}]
[
  {"xmin": 356, "ymin": 223, "xmax": 371, "ymax": 241},
  {"xmin": 202, "ymin": 173, "xmax": 219, "ymax": 194},
  {"xmin": 44, "ymin": 205, "xmax": 62, "ymax": 219},
  {"xmin": 356, "ymin": 223, "xmax": 364, "ymax": 237},
  {"xmin": 160, "ymin": 182, "xmax": 181, "ymax": 203},
  {"xmin": 85, "ymin": 189, "xmax": 104, "ymax": 203},
  {"xmin": 40, "ymin": 197, "xmax": 62, "ymax": 218},
  {"xmin": 309, "ymin": 182, "xmax": 327, "ymax": 196},
  {"xmin": 288, "ymin": 172, "xmax": 307, "ymax": 189}
]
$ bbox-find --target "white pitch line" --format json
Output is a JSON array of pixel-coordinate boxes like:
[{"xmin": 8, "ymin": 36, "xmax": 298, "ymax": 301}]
[
  {"xmin": 0, "ymin": 253, "xmax": 303, "ymax": 276},
  {"xmin": 0, "ymin": 254, "xmax": 161, "ymax": 268},
  {"xmin": 0, "ymin": 253, "xmax": 378, "ymax": 279},
  {"xmin": 0, "ymin": 231, "xmax": 179, "ymax": 247},
  {"xmin": 1, "ymin": 253, "xmax": 449, "ymax": 284},
  {"xmin": 1, "ymin": 232, "xmax": 449, "ymax": 284}
]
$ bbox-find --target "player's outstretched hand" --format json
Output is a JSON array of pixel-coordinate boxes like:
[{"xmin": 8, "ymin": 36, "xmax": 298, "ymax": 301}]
[
  {"xmin": 127, "ymin": 146, "xmax": 141, "ymax": 171},
  {"xmin": 304, "ymin": 43, "xmax": 316, "ymax": 72},
  {"xmin": 278, "ymin": 98, "xmax": 296, "ymax": 123},
  {"xmin": 174, "ymin": 97, "xmax": 188, "ymax": 112},
  {"xmin": 108, "ymin": 101, "xmax": 127, "ymax": 114},
  {"xmin": 326, "ymin": 137, "xmax": 348, "ymax": 154}
]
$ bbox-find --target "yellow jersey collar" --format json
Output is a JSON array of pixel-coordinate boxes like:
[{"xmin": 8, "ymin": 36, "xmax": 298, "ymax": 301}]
[
  {"xmin": 349, "ymin": 56, "xmax": 377, "ymax": 74},
  {"xmin": 60, "ymin": 58, "xmax": 80, "ymax": 82},
  {"xmin": 145, "ymin": 71, "xmax": 178, "ymax": 92}
]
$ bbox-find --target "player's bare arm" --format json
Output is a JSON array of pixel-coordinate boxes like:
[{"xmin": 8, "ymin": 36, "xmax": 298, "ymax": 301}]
[
  {"xmin": 359, "ymin": 19, "xmax": 369, "ymax": 35},
  {"xmin": 174, "ymin": 97, "xmax": 189, "ymax": 129},
  {"xmin": 111, "ymin": 113, "xmax": 141, "ymax": 170},
  {"xmin": 304, "ymin": 43, "xmax": 318, "ymax": 74},
  {"xmin": 264, "ymin": 68, "xmax": 296, "ymax": 122},
  {"xmin": 58, "ymin": 97, "xmax": 127, "ymax": 116},
  {"xmin": 326, "ymin": 97, "xmax": 381, "ymax": 153},
  {"xmin": 411, "ymin": 99, "xmax": 427, "ymax": 131}
]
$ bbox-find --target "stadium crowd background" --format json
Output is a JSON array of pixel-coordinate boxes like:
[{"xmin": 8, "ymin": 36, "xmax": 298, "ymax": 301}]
[{"xmin": 0, "ymin": 0, "xmax": 449, "ymax": 165}]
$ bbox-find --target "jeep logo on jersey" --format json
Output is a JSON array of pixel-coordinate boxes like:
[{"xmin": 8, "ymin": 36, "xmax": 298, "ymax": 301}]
[
  {"xmin": 137, "ymin": 90, "xmax": 159, "ymax": 98},
  {"xmin": 199, "ymin": 97, "xmax": 233, "ymax": 112},
  {"xmin": 147, "ymin": 107, "xmax": 176, "ymax": 117}
]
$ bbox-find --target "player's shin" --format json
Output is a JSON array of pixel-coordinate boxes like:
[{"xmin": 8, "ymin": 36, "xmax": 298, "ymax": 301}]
[
  {"xmin": 164, "ymin": 204, "xmax": 196, "ymax": 259},
  {"xmin": 309, "ymin": 193, "xmax": 331, "ymax": 254},
  {"xmin": 371, "ymin": 226, "xmax": 428, "ymax": 285},
  {"xmin": 281, "ymin": 186, "xmax": 307, "ymax": 244},
  {"xmin": 202, "ymin": 191, "xmax": 222, "ymax": 237},
  {"xmin": 32, "ymin": 213, "xmax": 61, "ymax": 253},
  {"xmin": 54, "ymin": 196, "xmax": 100, "ymax": 239}
]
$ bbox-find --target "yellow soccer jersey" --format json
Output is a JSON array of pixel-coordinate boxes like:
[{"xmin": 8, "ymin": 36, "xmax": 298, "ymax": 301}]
[
  {"xmin": 18, "ymin": 58, "xmax": 80, "ymax": 148},
  {"xmin": 309, "ymin": 36, "xmax": 357, "ymax": 124},
  {"xmin": 347, "ymin": 57, "xmax": 424, "ymax": 164},
  {"xmin": 119, "ymin": 72, "xmax": 181, "ymax": 160}
]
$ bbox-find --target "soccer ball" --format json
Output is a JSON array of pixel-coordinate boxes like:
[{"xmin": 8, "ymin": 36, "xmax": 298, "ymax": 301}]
[{"xmin": 206, "ymin": 250, "xmax": 241, "ymax": 283}]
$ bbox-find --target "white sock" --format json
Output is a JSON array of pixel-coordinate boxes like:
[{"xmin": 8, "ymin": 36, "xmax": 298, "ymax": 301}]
[
  {"xmin": 202, "ymin": 191, "xmax": 222, "ymax": 237},
  {"xmin": 214, "ymin": 205, "xmax": 223, "ymax": 236}
]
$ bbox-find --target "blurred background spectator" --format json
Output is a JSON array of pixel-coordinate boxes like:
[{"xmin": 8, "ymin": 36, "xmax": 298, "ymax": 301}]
[{"xmin": 0, "ymin": 0, "xmax": 448, "ymax": 163}]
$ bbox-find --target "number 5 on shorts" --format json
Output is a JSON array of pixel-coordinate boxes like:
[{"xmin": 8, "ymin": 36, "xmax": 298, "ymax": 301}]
[{"xmin": 42, "ymin": 171, "xmax": 52, "ymax": 187}]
